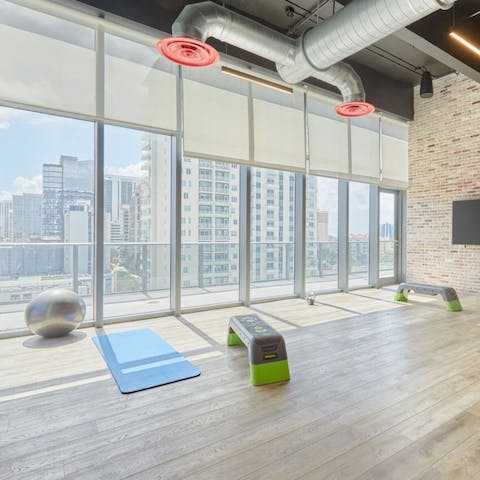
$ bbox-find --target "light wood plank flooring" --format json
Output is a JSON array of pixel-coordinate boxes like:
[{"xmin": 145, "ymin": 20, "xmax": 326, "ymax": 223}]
[{"xmin": 2, "ymin": 288, "xmax": 480, "ymax": 479}]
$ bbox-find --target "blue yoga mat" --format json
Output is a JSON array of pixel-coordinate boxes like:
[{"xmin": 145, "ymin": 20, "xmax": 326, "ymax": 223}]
[{"xmin": 93, "ymin": 328, "xmax": 200, "ymax": 393}]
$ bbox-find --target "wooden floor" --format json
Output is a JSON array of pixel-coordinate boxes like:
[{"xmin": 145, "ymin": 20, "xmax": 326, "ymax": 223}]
[{"xmin": 2, "ymin": 288, "xmax": 480, "ymax": 479}]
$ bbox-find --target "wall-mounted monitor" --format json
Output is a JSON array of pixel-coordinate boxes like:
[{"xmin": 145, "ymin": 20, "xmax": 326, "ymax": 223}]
[{"xmin": 452, "ymin": 199, "xmax": 480, "ymax": 245}]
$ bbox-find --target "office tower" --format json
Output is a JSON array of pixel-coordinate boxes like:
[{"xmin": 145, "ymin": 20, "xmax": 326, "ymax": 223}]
[
  {"xmin": 12, "ymin": 193, "xmax": 42, "ymax": 241},
  {"xmin": 41, "ymin": 156, "xmax": 94, "ymax": 242},
  {"xmin": 0, "ymin": 200, "xmax": 13, "ymax": 241},
  {"xmin": 41, "ymin": 163, "xmax": 63, "ymax": 241},
  {"xmin": 60, "ymin": 155, "xmax": 94, "ymax": 193}
]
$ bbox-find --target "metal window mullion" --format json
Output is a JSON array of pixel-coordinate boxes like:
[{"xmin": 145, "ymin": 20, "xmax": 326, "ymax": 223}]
[
  {"xmin": 338, "ymin": 180, "xmax": 349, "ymax": 292},
  {"xmin": 171, "ymin": 66, "xmax": 183, "ymax": 315},
  {"xmin": 93, "ymin": 25, "xmax": 105, "ymax": 328},
  {"xmin": 369, "ymin": 185, "xmax": 380, "ymax": 288},
  {"xmin": 239, "ymin": 165, "xmax": 251, "ymax": 305},
  {"xmin": 399, "ymin": 190, "xmax": 407, "ymax": 282},
  {"xmin": 294, "ymin": 173, "xmax": 305, "ymax": 298}
]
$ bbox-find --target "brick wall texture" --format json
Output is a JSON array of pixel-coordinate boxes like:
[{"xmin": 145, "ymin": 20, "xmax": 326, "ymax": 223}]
[{"xmin": 408, "ymin": 73, "xmax": 480, "ymax": 292}]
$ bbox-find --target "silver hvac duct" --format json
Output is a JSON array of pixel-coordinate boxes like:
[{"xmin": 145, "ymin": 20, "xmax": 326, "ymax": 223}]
[
  {"xmin": 278, "ymin": 0, "xmax": 456, "ymax": 84},
  {"xmin": 158, "ymin": 0, "xmax": 456, "ymax": 117}
]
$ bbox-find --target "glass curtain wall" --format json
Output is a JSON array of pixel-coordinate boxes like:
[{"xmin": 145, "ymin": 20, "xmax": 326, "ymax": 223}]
[
  {"xmin": 103, "ymin": 125, "xmax": 172, "ymax": 318},
  {"xmin": 250, "ymin": 167, "xmax": 295, "ymax": 300},
  {"xmin": 348, "ymin": 181, "xmax": 370, "ymax": 288},
  {"xmin": 0, "ymin": 107, "xmax": 94, "ymax": 332},
  {"xmin": 305, "ymin": 176, "xmax": 339, "ymax": 292},
  {"xmin": 0, "ymin": 0, "xmax": 408, "ymax": 334},
  {"xmin": 181, "ymin": 158, "xmax": 240, "ymax": 308}
]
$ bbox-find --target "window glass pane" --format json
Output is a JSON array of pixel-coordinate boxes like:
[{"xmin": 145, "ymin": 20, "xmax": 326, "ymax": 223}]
[
  {"xmin": 250, "ymin": 167, "xmax": 295, "ymax": 299},
  {"xmin": 379, "ymin": 191, "xmax": 396, "ymax": 279},
  {"xmin": 349, "ymin": 181, "xmax": 370, "ymax": 287},
  {"xmin": 0, "ymin": 1, "xmax": 95, "ymax": 114},
  {"xmin": 105, "ymin": 34, "xmax": 177, "ymax": 130},
  {"xmin": 305, "ymin": 176, "xmax": 338, "ymax": 292},
  {"xmin": 0, "ymin": 106, "xmax": 94, "ymax": 332},
  {"xmin": 104, "ymin": 125, "xmax": 172, "ymax": 318},
  {"xmin": 181, "ymin": 158, "xmax": 240, "ymax": 308}
]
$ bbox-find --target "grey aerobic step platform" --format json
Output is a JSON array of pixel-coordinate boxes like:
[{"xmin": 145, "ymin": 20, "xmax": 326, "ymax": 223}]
[
  {"xmin": 394, "ymin": 282, "xmax": 462, "ymax": 312},
  {"xmin": 227, "ymin": 314, "xmax": 290, "ymax": 386}
]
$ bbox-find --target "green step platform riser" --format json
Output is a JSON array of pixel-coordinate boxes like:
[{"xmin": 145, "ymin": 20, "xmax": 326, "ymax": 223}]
[
  {"xmin": 227, "ymin": 333, "xmax": 243, "ymax": 346},
  {"xmin": 250, "ymin": 360, "xmax": 290, "ymax": 386},
  {"xmin": 445, "ymin": 300, "xmax": 463, "ymax": 312}
]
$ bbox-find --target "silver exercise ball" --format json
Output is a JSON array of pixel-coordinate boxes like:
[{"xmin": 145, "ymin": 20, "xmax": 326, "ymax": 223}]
[{"xmin": 25, "ymin": 288, "xmax": 86, "ymax": 338}]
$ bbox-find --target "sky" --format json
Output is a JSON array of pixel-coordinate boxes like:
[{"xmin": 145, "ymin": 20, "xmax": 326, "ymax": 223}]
[{"xmin": 0, "ymin": 106, "xmax": 145, "ymax": 200}]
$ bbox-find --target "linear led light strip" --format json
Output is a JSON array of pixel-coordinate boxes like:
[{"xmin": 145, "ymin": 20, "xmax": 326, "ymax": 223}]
[
  {"xmin": 221, "ymin": 66, "xmax": 293, "ymax": 95},
  {"xmin": 449, "ymin": 31, "xmax": 480, "ymax": 58}
]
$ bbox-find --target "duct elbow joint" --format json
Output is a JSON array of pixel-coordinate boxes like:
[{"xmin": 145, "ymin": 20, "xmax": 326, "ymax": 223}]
[{"xmin": 171, "ymin": 2, "xmax": 227, "ymax": 41}]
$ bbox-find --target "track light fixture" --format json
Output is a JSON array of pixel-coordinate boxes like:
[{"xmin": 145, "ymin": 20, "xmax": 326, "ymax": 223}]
[
  {"xmin": 420, "ymin": 70, "xmax": 433, "ymax": 99},
  {"xmin": 221, "ymin": 66, "xmax": 293, "ymax": 95}
]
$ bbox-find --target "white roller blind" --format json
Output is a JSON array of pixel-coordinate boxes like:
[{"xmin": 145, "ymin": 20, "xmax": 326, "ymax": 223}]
[
  {"xmin": 0, "ymin": 2, "xmax": 95, "ymax": 115},
  {"xmin": 252, "ymin": 85, "xmax": 305, "ymax": 170},
  {"xmin": 183, "ymin": 79, "xmax": 249, "ymax": 162},
  {"xmin": 308, "ymin": 114, "xmax": 349, "ymax": 174},
  {"xmin": 351, "ymin": 125, "xmax": 380, "ymax": 180},
  {"xmin": 105, "ymin": 34, "xmax": 177, "ymax": 131},
  {"xmin": 183, "ymin": 63, "xmax": 249, "ymax": 163},
  {"xmin": 382, "ymin": 135, "xmax": 409, "ymax": 185}
]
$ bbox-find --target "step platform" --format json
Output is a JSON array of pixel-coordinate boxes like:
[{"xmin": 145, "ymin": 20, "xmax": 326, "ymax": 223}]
[
  {"xmin": 394, "ymin": 282, "xmax": 462, "ymax": 312},
  {"xmin": 227, "ymin": 314, "xmax": 290, "ymax": 386}
]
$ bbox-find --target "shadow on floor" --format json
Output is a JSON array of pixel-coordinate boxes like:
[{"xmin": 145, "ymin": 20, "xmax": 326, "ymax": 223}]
[{"xmin": 23, "ymin": 330, "xmax": 87, "ymax": 349}]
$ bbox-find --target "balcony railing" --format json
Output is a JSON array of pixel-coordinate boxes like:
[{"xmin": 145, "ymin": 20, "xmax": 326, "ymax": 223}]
[{"xmin": 0, "ymin": 239, "xmax": 395, "ymax": 331}]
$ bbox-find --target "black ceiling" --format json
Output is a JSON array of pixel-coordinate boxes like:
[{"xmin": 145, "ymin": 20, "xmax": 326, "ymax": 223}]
[{"xmin": 77, "ymin": 0, "xmax": 480, "ymax": 120}]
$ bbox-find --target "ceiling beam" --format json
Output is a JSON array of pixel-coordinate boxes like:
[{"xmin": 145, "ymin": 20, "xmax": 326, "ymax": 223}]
[{"xmin": 393, "ymin": 28, "xmax": 480, "ymax": 84}]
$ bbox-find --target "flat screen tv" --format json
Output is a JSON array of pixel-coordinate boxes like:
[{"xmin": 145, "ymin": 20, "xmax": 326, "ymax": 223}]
[{"xmin": 452, "ymin": 199, "xmax": 480, "ymax": 245}]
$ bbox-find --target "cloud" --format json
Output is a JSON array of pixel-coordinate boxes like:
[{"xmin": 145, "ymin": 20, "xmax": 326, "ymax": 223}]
[
  {"xmin": 106, "ymin": 162, "xmax": 146, "ymax": 178},
  {"xmin": 13, "ymin": 175, "xmax": 43, "ymax": 195},
  {"xmin": 0, "ymin": 107, "xmax": 25, "ymax": 131},
  {"xmin": 0, "ymin": 191, "xmax": 12, "ymax": 201}
]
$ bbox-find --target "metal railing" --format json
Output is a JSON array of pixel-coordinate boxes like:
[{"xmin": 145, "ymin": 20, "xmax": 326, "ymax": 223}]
[{"xmin": 0, "ymin": 239, "xmax": 395, "ymax": 306}]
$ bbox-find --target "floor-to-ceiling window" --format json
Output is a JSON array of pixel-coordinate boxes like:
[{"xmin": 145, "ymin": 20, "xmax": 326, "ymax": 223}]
[
  {"xmin": 305, "ymin": 176, "xmax": 339, "ymax": 293},
  {"xmin": 0, "ymin": 0, "xmax": 410, "ymax": 335},
  {"xmin": 0, "ymin": 107, "xmax": 94, "ymax": 333},
  {"xmin": 348, "ymin": 181, "xmax": 370, "ymax": 288},
  {"xmin": 250, "ymin": 167, "xmax": 295, "ymax": 300},
  {"xmin": 181, "ymin": 158, "xmax": 240, "ymax": 308},
  {"xmin": 103, "ymin": 125, "xmax": 172, "ymax": 318}
]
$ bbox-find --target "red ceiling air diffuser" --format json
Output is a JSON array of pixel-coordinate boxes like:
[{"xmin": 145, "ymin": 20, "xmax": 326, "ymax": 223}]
[
  {"xmin": 157, "ymin": 37, "xmax": 219, "ymax": 67},
  {"xmin": 335, "ymin": 101, "xmax": 375, "ymax": 117}
]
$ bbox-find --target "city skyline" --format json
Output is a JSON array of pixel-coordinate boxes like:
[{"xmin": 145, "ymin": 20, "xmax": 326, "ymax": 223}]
[{"xmin": 0, "ymin": 106, "xmax": 370, "ymax": 237}]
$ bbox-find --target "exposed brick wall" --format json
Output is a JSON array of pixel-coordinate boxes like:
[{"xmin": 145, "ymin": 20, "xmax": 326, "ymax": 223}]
[{"xmin": 407, "ymin": 73, "xmax": 480, "ymax": 292}]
